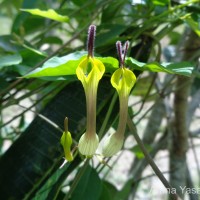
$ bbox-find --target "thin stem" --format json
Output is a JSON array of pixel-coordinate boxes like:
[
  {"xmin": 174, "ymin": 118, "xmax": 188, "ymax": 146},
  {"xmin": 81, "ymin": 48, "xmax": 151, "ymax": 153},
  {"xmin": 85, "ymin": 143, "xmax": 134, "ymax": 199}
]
[{"xmin": 127, "ymin": 115, "xmax": 181, "ymax": 200}]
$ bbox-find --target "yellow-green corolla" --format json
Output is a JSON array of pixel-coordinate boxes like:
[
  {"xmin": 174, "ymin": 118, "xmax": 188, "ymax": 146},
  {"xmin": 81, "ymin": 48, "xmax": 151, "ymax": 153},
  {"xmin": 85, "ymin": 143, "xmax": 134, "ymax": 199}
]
[
  {"xmin": 60, "ymin": 117, "xmax": 73, "ymax": 161},
  {"xmin": 102, "ymin": 41, "xmax": 136, "ymax": 157},
  {"xmin": 76, "ymin": 25, "xmax": 105, "ymax": 157}
]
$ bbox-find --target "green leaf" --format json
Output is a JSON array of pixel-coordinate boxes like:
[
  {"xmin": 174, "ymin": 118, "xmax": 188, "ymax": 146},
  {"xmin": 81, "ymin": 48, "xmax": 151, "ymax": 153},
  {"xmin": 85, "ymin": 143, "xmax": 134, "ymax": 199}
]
[
  {"xmin": 131, "ymin": 144, "xmax": 151, "ymax": 159},
  {"xmin": 0, "ymin": 35, "xmax": 19, "ymax": 52},
  {"xmin": 21, "ymin": 9, "xmax": 69, "ymax": 23},
  {"xmin": 126, "ymin": 57, "xmax": 194, "ymax": 76},
  {"xmin": 96, "ymin": 24, "xmax": 127, "ymax": 47},
  {"xmin": 162, "ymin": 62, "xmax": 194, "ymax": 76},
  {"xmin": 42, "ymin": 36, "xmax": 63, "ymax": 45},
  {"xmin": 152, "ymin": 0, "xmax": 169, "ymax": 6},
  {"xmin": 71, "ymin": 166, "xmax": 102, "ymax": 200},
  {"xmin": 24, "ymin": 52, "xmax": 119, "ymax": 78},
  {"xmin": 132, "ymin": 76, "xmax": 156, "ymax": 97},
  {"xmin": 101, "ymin": 0, "xmax": 125, "ymax": 23},
  {"xmin": 99, "ymin": 181, "xmax": 118, "ymax": 200},
  {"xmin": 0, "ymin": 53, "xmax": 22, "ymax": 69},
  {"xmin": 97, "ymin": 56, "xmax": 119, "ymax": 73}
]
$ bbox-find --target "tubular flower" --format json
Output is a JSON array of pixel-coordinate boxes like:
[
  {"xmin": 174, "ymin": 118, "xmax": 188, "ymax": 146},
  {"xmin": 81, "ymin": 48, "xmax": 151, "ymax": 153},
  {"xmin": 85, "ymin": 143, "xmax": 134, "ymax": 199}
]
[
  {"xmin": 76, "ymin": 25, "xmax": 105, "ymax": 157},
  {"xmin": 102, "ymin": 41, "xmax": 136, "ymax": 157}
]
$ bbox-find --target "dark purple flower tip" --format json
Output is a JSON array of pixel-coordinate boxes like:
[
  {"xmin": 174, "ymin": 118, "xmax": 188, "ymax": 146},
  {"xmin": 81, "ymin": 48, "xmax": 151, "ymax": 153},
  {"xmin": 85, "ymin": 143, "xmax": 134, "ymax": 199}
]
[
  {"xmin": 87, "ymin": 25, "xmax": 96, "ymax": 57},
  {"xmin": 116, "ymin": 40, "xmax": 130, "ymax": 67},
  {"xmin": 122, "ymin": 41, "xmax": 130, "ymax": 65},
  {"xmin": 116, "ymin": 41, "xmax": 123, "ymax": 67}
]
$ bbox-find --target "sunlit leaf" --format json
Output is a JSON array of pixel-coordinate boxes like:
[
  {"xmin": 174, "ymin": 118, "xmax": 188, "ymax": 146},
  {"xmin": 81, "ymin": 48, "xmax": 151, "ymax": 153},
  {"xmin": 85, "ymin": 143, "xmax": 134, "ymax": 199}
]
[
  {"xmin": 21, "ymin": 9, "xmax": 69, "ymax": 23},
  {"xmin": 23, "ymin": 52, "xmax": 119, "ymax": 78},
  {"xmin": 152, "ymin": 0, "xmax": 169, "ymax": 6},
  {"xmin": 97, "ymin": 56, "xmax": 119, "ymax": 73}
]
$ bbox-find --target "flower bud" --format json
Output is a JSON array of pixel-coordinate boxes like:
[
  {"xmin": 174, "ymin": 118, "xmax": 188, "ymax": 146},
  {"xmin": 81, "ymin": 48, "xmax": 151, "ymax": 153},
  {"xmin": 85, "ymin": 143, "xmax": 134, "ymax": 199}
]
[
  {"xmin": 60, "ymin": 117, "xmax": 73, "ymax": 161},
  {"xmin": 60, "ymin": 131, "xmax": 73, "ymax": 162}
]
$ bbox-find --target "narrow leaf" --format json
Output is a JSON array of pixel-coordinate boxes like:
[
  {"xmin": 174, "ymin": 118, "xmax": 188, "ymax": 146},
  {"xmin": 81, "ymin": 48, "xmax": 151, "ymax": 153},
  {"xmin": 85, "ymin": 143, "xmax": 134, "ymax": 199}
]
[
  {"xmin": 21, "ymin": 9, "xmax": 69, "ymax": 23},
  {"xmin": 126, "ymin": 57, "xmax": 194, "ymax": 76},
  {"xmin": 0, "ymin": 53, "xmax": 22, "ymax": 69},
  {"xmin": 152, "ymin": 0, "xmax": 169, "ymax": 6}
]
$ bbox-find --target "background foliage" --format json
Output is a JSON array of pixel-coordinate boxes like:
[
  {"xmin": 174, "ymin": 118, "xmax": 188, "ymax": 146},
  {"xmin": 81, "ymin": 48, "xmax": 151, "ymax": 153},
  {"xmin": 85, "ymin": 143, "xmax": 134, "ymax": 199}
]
[{"xmin": 0, "ymin": 0, "xmax": 200, "ymax": 200}]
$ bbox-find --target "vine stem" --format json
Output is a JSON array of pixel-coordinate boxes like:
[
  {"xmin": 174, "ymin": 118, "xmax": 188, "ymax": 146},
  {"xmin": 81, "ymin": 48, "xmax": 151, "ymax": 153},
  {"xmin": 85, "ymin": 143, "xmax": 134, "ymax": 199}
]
[
  {"xmin": 127, "ymin": 115, "xmax": 182, "ymax": 200},
  {"xmin": 63, "ymin": 159, "xmax": 89, "ymax": 200}
]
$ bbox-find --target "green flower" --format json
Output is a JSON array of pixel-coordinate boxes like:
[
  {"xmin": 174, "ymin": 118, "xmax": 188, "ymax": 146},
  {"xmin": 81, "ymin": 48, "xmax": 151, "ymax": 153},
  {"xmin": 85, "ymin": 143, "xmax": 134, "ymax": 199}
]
[
  {"xmin": 60, "ymin": 118, "xmax": 73, "ymax": 161},
  {"xmin": 102, "ymin": 41, "xmax": 136, "ymax": 157},
  {"xmin": 76, "ymin": 25, "xmax": 105, "ymax": 157},
  {"xmin": 61, "ymin": 131, "xmax": 73, "ymax": 161}
]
